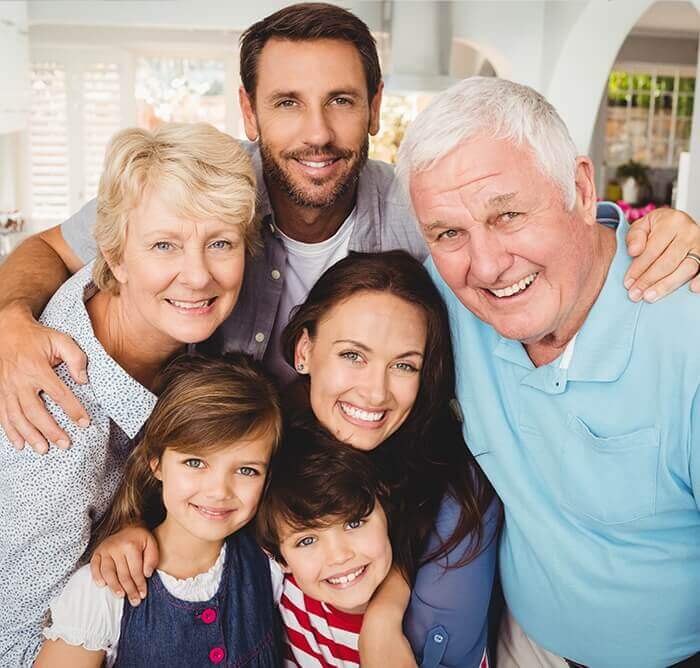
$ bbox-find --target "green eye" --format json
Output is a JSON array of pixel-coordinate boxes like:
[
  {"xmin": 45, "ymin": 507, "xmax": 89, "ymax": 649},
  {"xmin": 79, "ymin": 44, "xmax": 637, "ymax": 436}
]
[{"xmin": 184, "ymin": 458, "xmax": 205, "ymax": 469}]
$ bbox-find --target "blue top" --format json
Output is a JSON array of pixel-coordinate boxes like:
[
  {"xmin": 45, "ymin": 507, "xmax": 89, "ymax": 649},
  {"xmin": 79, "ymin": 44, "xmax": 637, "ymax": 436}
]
[
  {"xmin": 116, "ymin": 529, "xmax": 280, "ymax": 667},
  {"xmin": 405, "ymin": 494, "xmax": 499, "ymax": 668},
  {"xmin": 426, "ymin": 212, "xmax": 700, "ymax": 668}
]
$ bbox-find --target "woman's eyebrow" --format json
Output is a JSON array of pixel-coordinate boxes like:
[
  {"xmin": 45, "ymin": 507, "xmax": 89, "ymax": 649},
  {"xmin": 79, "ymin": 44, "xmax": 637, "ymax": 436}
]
[{"xmin": 333, "ymin": 339, "xmax": 371, "ymax": 352}]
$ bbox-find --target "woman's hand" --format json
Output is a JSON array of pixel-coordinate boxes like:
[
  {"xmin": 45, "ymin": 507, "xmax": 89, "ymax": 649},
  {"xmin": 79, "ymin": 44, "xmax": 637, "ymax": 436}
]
[
  {"xmin": 625, "ymin": 208, "xmax": 700, "ymax": 301},
  {"xmin": 359, "ymin": 568, "xmax": 417, "ymax": 668},
  {"xmin": 89, "ymin": 526, "xmax": 159, "ymax": 607}
]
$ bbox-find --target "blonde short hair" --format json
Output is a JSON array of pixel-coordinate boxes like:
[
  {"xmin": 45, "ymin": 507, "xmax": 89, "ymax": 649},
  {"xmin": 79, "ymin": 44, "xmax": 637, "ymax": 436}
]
[{"xmin": 93, "ymin": 123, "xmax": 258, "ymax": 293}]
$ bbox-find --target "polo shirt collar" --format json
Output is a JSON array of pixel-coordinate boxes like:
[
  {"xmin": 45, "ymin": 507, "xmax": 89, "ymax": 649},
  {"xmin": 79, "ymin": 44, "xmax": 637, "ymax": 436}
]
[
  {"xmin": 493, "ymin": 209, "xmax": 642, "ymax": 388},
  {"xmin": 565, "ymin": 216, "xmax": 643, "ymax": 383}
]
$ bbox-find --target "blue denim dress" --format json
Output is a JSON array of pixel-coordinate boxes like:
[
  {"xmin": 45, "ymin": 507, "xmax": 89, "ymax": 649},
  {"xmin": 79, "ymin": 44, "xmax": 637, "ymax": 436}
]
[{"xmin": 114, "ymin": 529, "xmax": 280, "ymax": 667}]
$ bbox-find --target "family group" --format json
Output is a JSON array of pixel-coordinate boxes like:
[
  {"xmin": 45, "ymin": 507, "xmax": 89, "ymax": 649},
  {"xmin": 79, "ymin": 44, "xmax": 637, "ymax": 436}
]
[{"xmin": 1, "ymin": 3, "xmax": 700, "ymax": 668}]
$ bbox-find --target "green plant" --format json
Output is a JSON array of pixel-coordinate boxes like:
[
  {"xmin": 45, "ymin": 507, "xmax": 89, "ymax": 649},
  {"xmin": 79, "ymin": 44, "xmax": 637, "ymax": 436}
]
[{"xmin": 616, "ymin": 160, "xmax": 650, "ymax": 187}]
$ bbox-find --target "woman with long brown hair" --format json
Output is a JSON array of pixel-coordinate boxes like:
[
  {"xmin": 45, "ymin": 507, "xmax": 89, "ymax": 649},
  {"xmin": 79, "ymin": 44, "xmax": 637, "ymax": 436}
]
[{"xmin": 92, "ymin": 250, "xmax": 499, "ymax": 668}]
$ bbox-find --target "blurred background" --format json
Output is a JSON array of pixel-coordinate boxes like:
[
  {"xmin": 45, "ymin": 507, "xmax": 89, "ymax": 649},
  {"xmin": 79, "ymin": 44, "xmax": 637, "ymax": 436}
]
[{"xmin": 2, "ymin": 0, "xmax": 700, "ymax": 252}]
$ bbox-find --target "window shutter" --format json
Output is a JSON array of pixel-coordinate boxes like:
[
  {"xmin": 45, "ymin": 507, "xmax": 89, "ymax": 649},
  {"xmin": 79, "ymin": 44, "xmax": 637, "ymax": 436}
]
[
  {"xmin": 29, "ymin": 62, "xmax": 69, "ymax": 225},
  {"xmin": 82, "ymin": 62, "xmax": 121, "ymax": 204}
]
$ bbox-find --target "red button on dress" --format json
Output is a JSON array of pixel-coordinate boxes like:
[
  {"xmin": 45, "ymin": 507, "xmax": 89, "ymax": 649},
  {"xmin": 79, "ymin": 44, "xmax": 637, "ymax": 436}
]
[
  {"xmin": 209, "ymin": 647, "xmax": 225, "ymax": 664},
  {"xmin": 201, "ymin": 608, "xmax": 217, "ymax": 624}
]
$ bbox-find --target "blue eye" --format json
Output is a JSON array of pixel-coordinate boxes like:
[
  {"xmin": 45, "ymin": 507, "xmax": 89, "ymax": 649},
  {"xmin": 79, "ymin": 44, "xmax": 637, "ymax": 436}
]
[
  {"xmin": 153, "ymin": 241, "xmax": 173, "ymax": 251},
  {"xmin": 437, "ymin": 229, "xmax": 460, "ymax": 241},
  {"xmin": 238, "ymin": 466, "xmax": 260, "ymax": 477},
  {"xmin": 345, "ymin": 519, "xmax": 364, "ymax": 530},
  {"xmin": 394, "ymin": 361, "xmax": 419, "ymax": 373},
  {"xmin": 340, "ymin": 351, "xmax": 363, "ymax": 364},
  {"xmin": 209, "ymin": 239, "xmax": 232, "ymax": 250},
  {"xmin": 184, "ymin": 458, "xmax": 205, "ymax": 469},
  {"xmin": 296, "ymin": 536, "xmax": 316, "ymax": 548}
]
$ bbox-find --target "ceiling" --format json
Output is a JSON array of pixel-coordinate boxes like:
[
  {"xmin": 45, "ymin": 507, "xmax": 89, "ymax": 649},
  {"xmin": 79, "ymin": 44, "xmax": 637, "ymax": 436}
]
[{"xmin": 632, "ymin": 1, "xmax": 700, "ymax": 37}]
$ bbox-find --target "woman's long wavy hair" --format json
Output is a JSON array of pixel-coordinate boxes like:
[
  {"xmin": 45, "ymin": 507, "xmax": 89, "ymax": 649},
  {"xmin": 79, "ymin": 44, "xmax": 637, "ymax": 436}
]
[
  {"xmin": 87, "ymin": 353, "xmax": 282, "ymax": 557},
  {"xmin": 281, "ymin": 250, "xmax": 499, "ymax": 582}
]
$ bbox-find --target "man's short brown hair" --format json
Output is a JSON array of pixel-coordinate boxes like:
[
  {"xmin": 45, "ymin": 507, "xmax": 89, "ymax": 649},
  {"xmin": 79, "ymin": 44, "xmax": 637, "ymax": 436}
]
[{"xmin": 240, "ymin": 2, "xmax": 382, "ymax": 101}]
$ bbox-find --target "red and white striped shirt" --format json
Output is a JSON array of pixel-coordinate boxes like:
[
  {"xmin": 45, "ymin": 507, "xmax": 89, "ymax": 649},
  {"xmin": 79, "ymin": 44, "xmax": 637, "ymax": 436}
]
[
  {"xmin": 278, "ymin": 573, "xmax": 362, "ymax": 667},
  {"xmin": 270, "ymin": 562, "xmax": 489, "ymax": 668}
]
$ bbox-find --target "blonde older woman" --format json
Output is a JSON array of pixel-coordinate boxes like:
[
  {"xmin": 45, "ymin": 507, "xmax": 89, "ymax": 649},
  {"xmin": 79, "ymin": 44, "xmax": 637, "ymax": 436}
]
[{"xmin": 0, "ymin": 123, "xmax": 257, "ymax": 666}]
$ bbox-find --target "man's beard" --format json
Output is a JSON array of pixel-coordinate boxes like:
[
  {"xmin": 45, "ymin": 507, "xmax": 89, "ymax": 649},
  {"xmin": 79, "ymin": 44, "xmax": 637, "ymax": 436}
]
[{"xmin": 259, "ymin": 135, "xmax": 369, "ymax": 210}]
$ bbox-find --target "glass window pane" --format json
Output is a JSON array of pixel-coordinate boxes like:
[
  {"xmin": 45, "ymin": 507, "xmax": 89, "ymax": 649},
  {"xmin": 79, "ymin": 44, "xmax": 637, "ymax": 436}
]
[
  {"xmin": 654, "ymin": 75, "xmax": 675, "ymax": 93},
  {"xmin": 675, "ymin": 118, "xmax": 693, "ymax": 141},
  {"xmin": 652, "ymin": 114, "xmax": 672, "ymax": 139},
  {"xmin": 679, "ymin": 77, "xmax": 695, "ymax": 93},
  {"xmin": 608, "ymin": 71, "xmax": 630, "ymax": 106},
  {"xmin": 677, "ymin": 94, "xmax": 694, "ymax": 118},
  {"xmin": 633, "ymin": 74, "xmax": 652, "ymax": 91},
  {"xmin": 135, "ymin": 57, "xmax": 226, "ymax": 131}
]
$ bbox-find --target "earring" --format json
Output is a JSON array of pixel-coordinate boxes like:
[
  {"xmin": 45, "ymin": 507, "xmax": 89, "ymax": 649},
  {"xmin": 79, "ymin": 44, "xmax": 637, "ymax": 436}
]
[{"xmin": 296, "ymin": 363, "xmax": 304, "ymax": 372}]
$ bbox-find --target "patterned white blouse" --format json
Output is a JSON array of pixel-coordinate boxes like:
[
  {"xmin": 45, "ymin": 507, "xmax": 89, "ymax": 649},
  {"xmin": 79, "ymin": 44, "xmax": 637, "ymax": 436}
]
[{"xmin": 0, "ymin": 263, "xmax": 157, "ymax": 667}]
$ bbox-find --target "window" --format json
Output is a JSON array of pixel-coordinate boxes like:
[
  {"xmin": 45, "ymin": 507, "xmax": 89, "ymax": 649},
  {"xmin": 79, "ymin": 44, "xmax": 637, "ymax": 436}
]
[
  {"xmin": 134, "ymin": 57, "xmax": 226, "ymax": 131},
  {"xmin": 606, "ymin": 67, "xmax": 695, "ymax": 168},
  {"xmin": 27, "ymin": 45, "xmax": 238, "ymax": 227},
  {"xmin": 29, "ymin": 62, "xmax": 69, "ymax": 225},
  {"xmin": 83, "ymin": 63, "xmax": 122, "ymax": 202}
]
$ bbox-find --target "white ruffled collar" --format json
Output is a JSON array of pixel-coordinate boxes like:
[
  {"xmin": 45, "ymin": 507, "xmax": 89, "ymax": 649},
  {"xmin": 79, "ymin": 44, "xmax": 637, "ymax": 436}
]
[{"xmin": 157, "ymin": 543, "xmax": 227, "ymax": 602}]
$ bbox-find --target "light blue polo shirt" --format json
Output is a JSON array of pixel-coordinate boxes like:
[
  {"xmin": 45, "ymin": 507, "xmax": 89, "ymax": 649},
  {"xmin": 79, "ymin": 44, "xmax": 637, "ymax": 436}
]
[{"xmin": 426, "ymin": 212, "xmax": 700, "ymax": 667}]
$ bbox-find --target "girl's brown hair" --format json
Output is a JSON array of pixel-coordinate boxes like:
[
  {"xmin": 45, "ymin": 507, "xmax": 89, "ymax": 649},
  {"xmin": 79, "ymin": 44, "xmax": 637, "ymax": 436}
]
[
  {"xmin": 89, "ymin": 353, "xmax": 281, "ymax": 553},
  {"xmin": 282, "ymin": 250, "xmax": 499, "ymax": 581}
]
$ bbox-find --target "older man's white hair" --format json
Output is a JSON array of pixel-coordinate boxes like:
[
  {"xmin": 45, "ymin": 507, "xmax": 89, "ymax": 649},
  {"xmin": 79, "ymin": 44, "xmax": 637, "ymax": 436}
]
[{"xmin": 396, "ymin": 77, "xmax": 579, "ymax": 210}]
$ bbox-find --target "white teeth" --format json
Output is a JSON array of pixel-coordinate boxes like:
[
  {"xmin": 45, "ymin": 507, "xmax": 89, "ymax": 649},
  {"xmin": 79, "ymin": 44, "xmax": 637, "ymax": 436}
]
[
  {"xmin": 327, "ymin": 566, "xmax": 365, "ymax": 585},
  {"xmin": 299, "ymin": 159, "xmax": 334, "ymax": 168},
  {"xmin": 339, "ymin": 402, "xmax": 384, "ymax": 422},
  {"xmin": 169, "ymin": 299, "xmax": 211, "ymax": 309},
  {"xmin": 489, "ymin": 272, "xmax": 538, "ymax": 298},
  {"xmin": 195, "ymin": 506, "xmax": 230, "ymax": 517}
]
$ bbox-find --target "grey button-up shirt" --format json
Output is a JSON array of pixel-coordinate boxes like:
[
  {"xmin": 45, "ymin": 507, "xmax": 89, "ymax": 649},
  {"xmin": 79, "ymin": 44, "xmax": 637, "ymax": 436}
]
[
  {"xmin": 61, "ymin": 142, "xmax": 428, "ymax": 379},
  {"xmin": 0, "ymin": 263, "xmax": 156, "ymax": 666}
]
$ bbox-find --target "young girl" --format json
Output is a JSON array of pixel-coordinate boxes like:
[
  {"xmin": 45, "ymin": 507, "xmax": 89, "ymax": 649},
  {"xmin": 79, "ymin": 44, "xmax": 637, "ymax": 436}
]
[{"xmin": 36, "ymin": 353, "xmax": 282, "ymax": 668}]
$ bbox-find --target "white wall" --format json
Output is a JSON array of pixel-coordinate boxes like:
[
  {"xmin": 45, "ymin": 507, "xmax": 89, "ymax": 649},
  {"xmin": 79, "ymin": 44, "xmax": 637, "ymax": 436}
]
[
  {"xmin": 27, "ymin": 0, "xmax": 385, "ymax": 33},
  {"xmin": 0, "ymin": 1, "xmax": 30, "ymax": 136}
]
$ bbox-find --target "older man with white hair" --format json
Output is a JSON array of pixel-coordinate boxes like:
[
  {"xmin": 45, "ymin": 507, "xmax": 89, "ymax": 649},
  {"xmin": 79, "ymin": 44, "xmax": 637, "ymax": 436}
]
[{"xmin": 396, "ymin": 77, "xmax": 700, "ymax": 668}]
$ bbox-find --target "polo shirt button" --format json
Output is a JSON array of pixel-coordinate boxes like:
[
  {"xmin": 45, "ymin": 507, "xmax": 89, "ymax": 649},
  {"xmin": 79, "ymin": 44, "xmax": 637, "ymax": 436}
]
[
  {"xmin": 209, "ymin": 647, "xmax": 225, "ymax": 664},
  {"xmin": 255, "ymin": 332, "xmax": 265, "ymax": 343},
  {"xmin": 201, "ymin": 607, "xmax": 217, "ymax": 624},
  {"xmin": 271, "ymin": 269, "xmax": 281, "ymax": 280},
  {"xmin": 433, "ymin": 632, "xmax": 444, "ymax": 643}
]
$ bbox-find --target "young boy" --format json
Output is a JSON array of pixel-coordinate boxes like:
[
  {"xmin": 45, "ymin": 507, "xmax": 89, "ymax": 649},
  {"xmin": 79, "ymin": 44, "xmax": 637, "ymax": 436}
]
[{"xmin": 256, "ymin": 424, "xmax": 394, "ymax": 667}]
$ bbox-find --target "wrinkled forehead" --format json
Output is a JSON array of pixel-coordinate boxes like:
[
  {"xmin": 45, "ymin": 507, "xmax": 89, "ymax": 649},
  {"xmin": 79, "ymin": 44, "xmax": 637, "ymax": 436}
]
[{"xmin": 409, "ymin": 137, "xmax": 546, "ymax": 219}]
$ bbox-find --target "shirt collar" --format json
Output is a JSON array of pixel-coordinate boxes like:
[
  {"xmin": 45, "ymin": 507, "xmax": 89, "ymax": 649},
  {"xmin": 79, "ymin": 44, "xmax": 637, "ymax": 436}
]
[
  {"xmin": 58, "ymin": 264, "xmax": 157, "ymax": 438},
  {"xmin": 565, "ymin": 215, "xmax": 643, "ymax": 383},
  {"xmin": 493, "ymin": 204, "xmax": 642, "ymax": 387}
]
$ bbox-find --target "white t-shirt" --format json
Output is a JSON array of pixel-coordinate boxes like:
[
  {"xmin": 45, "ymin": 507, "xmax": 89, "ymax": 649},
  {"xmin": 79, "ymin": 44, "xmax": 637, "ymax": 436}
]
[
  {"xmin": 42, "ymin": 544, "xmax": 227, "ymax": 667},
  {"xmin": 264, "ymin": 209, "xmax": 357, "ymax": 382}
]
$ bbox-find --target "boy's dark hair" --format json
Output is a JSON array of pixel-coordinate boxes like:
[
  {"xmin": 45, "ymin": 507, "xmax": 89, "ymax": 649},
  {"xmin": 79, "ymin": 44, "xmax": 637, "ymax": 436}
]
[
  {"xmin": 240, "ymin": 2, "xmax": 382, "ymax": 101},
  {"xmin": 256, "ymin": 422, "xmax": 389, "ymax": 565}
]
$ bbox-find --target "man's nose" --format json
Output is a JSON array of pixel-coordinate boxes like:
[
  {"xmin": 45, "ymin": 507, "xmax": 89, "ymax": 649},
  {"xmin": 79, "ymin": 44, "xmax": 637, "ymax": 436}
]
[
  {"xmin": 302, "ymin": 107, "xmax": 334, "ymax": 148},
  {"xmin": 466, "ymin": 227, "xmax": 513, "ymax": 286}
]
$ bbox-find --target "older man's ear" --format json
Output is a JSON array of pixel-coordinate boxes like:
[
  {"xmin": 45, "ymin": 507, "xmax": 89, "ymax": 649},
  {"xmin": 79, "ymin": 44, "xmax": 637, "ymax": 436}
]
[{"xmin": 573, "ymin": 156, "xmax": 597, "ymax": 223}]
